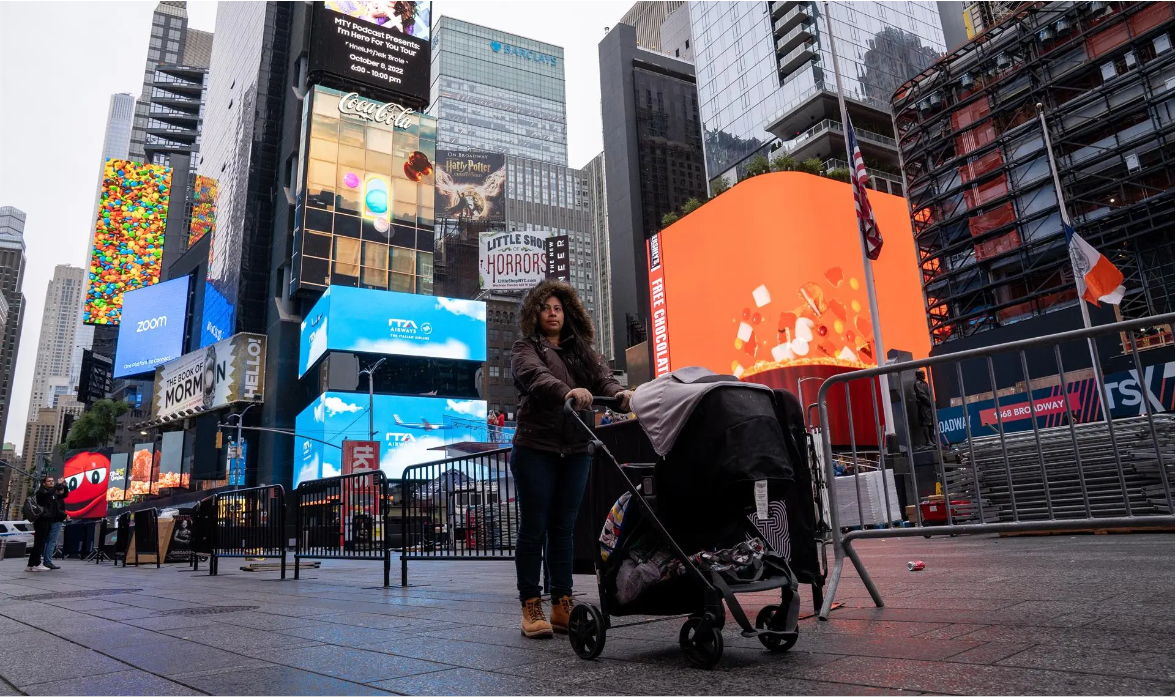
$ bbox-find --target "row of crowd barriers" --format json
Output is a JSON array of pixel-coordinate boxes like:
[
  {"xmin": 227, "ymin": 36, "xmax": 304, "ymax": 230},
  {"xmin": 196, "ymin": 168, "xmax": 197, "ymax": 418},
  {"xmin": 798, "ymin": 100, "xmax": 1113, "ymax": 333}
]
[{"xmin": 815, "ymin": 313, "xmax": 1176, "ymax": 619}]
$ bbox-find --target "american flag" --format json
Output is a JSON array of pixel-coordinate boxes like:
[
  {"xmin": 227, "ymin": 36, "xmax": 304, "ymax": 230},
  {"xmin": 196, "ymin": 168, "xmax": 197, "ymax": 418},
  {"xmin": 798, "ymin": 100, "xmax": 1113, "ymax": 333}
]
[{"xmin": 847, "ymin": 117, "xmax": 883, "ymax": 260}]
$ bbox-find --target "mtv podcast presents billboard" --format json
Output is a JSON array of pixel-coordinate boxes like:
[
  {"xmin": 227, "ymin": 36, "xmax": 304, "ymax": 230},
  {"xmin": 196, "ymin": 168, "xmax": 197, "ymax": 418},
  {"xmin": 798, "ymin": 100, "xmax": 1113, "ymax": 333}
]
[
  {"xmin": 647, "ymin": 172, "xmax": 930, "ymax": 379},
  {"xmin": 295, "ymin": 393, "xmax": 486, "ymax": 486},
  {"xmin": 436, "ymin": 150, "xmax": 506, "ymax": 222},
  {"xmin": 300, "ymin": 286, "xmax": 486, "ymax": 376},
  {"xmin": 113, "ymin": 276, "xmax": 190, "ymax": 378},
  {"xmin": 151, "ymin": 333, "xmax": 266, "ymax": 422},
  {"xmin": 311, "ymin": 1, "xmax": 432, "ymax": 105},
  {"xmin": 85, "ymin": 159, "xmax": 171, "ymax": 325}
]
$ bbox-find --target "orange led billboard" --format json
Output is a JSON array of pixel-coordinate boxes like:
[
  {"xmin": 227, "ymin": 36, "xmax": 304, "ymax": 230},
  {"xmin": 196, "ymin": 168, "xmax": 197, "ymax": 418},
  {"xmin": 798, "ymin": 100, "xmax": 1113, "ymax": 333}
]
[{"xmin": 648, "ymin": 172, "xmax": 930, "ymax": 380}]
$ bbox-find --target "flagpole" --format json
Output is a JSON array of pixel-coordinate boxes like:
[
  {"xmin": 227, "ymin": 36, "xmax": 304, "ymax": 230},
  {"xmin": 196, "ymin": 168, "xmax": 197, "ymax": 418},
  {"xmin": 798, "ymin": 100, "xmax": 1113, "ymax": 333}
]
[
  {"xmin": 1036, "ymin": 102, "xmax": 1109, "ymax": 423},
  {"xmin": 823, "ymin": 1, "xmax": 896, "ymax": 436}
]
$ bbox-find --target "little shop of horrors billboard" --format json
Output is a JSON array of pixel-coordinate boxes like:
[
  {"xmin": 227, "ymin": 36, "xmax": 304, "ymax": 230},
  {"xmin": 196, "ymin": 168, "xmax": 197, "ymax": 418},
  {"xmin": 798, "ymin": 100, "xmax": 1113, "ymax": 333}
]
[{"xmin": 935, "ymin": 360, "xmax": 1175, "ymax": 443}]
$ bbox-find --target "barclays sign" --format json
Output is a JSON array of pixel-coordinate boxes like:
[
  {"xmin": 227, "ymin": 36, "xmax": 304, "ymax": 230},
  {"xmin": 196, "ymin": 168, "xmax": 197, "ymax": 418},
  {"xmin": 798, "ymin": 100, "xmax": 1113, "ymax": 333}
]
[{"xmin": 489, "ymin": 40, "xmax": 558, "ymax": 67}]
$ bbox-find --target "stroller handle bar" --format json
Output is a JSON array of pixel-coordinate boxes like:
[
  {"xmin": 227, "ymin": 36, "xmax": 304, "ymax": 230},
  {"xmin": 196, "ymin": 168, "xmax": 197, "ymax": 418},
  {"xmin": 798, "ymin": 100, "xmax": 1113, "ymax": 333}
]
[{"xmin": 564, "ymin": 395, "xmax": 623, "ymax": 415}]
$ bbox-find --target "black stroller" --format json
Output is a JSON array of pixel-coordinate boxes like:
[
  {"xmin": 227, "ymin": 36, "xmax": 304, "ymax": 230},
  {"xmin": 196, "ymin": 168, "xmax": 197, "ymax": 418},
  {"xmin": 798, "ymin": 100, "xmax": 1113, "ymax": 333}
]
[{"xmin": 564, "ymin": 372, "xmax": 818, "ymax": 668}]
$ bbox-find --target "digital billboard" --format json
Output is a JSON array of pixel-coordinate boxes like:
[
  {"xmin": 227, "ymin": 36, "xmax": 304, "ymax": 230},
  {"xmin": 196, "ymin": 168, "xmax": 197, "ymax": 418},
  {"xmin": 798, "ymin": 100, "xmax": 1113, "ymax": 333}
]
[
  {"xmin": 189, "ymin": 175, "xmax": 217, "ymax": 246},
  {"xmin": 108, "ymin": 453, "xmax": 129, "ymax": 503},
  {"xmin": 310, "ymin": 1, "xmax": 432, "ymax": 106},
  {"xmin": 436, "ymin": 150, "xmax": 506, "ymax": 223},
  {"xmin": 129, "ymin": 442, "xmax": 155, "ymax": 497},
  {"xmin": 155, "ymin": 431, "xmax": 186, "ymax": 490},
  {"xmin": 300, "ymin": 286, "xmax": 486, "ymax": 376},
  {"xmin": 62, "ymin": 449, "xmax": 112, "ymax": 519},
  {"xmin": 113, "ymin": 276, "xmax": 190, "ymax": 378},
  {"xmin": 292, "ymin": 86, "xmax": 437, "ymax": 294},
  {"xmin": 479, "ymin": 230, "xmax": 552, "ymax": 291},
  {"xmin": 295, "ymin": 392, "xmax": 486, "ymax": 486},
  {"xmin": 151, "ymin": 333, "xmax": 266, "ymax": 423},
  {"xmin": 649, "ymin": 172, "xmax": 930, "ymax": 380},
  {"xmin": 84, "ymin": 159, "xmax": 172, "ymax": 325}
]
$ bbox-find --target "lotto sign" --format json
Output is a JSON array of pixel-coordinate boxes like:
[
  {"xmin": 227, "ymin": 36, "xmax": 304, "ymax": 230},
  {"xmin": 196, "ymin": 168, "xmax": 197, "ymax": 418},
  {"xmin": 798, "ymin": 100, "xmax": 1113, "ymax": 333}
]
[{"xmin": 343, "ymin": 440, "xmax": 381, "ymax": 474}]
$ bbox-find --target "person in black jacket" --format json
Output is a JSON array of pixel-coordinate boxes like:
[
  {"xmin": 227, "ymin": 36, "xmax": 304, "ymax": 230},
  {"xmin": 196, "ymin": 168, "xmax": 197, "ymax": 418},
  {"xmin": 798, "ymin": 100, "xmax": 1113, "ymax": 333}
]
[
  {"xmin": 42, "ymin": 482, "xmax": 69, "ymax": 569},
  {"xmin": 26, "ymin": 477, "xmax": 56, "ymax": 571}
]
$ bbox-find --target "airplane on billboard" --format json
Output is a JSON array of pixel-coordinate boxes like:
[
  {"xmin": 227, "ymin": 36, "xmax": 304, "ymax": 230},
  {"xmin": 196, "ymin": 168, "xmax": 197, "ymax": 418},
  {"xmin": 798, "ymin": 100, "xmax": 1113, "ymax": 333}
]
[{"xmin": 393, "ymin": 415, "xmax": 442, "ymax": 431}]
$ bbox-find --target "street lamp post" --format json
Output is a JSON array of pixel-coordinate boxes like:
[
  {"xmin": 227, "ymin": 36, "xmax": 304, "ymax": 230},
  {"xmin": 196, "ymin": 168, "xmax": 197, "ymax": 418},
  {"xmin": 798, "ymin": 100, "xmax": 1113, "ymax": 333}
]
[
  {"xmin": 226, "ymin": 404, "xmax": 256, "ymax": 488},
  {"xmin": 358, "ymin": 357, "xmax": 386, "ymax": 441}
]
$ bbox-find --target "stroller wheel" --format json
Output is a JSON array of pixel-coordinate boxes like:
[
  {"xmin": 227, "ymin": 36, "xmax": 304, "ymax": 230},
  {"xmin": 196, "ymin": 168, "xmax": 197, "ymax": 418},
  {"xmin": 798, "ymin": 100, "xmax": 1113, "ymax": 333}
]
[
  {"xmin": 679, "ymin": 617, "xmax": 724, "ymax": 669},
  {"xmin": 755, "ymin": 605, "xmax": 799, "ymax": 653},
  {"xmin": 568, "ymin": 603, "xmax": 606, "ymax": 660}
]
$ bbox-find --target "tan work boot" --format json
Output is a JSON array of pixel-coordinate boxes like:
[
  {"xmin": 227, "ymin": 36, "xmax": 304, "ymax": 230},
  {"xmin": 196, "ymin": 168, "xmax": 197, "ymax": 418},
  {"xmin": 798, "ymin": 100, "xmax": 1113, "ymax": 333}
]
[
  {"xmin": 550, "ymin": 595, "xmax": 574, "ymax": 634},
  {"xmin": 520, "ymin": 597, "xmax": 553, "ymax": 638}
]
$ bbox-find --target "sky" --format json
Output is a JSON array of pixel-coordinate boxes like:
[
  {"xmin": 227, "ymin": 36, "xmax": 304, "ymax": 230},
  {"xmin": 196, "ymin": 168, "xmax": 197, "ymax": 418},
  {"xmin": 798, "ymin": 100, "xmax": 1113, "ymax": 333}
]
[{"xmin": 0, "ymin": 0, "xmax": 633, "ymax": 446}]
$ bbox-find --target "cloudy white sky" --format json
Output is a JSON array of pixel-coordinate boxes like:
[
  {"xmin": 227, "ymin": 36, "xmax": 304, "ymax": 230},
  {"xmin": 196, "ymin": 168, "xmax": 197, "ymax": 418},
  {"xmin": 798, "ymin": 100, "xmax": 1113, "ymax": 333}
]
[{"xmin": 0, "ymin": 1, "xmax": 631, "ymax": 445}]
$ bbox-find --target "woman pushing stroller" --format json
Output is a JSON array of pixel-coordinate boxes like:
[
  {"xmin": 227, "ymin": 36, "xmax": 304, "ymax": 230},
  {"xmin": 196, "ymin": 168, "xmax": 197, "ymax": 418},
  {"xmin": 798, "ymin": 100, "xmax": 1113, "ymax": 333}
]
[{"xmin": 510, "ymin": 279, "xmax": 632, "ymax": 638}]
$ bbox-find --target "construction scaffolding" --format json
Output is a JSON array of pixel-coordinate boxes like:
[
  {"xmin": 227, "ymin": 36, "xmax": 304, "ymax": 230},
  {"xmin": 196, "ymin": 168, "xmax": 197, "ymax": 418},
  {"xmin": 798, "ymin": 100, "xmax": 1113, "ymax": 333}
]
[{"xmin": 892, "ymin": 1, "xmax": 1174, "ymax": 346}]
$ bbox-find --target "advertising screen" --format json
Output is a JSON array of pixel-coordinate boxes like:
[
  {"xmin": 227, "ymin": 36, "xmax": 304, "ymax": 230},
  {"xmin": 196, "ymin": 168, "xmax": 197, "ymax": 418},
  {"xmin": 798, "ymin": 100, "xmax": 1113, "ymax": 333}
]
[
  {"xmin": 189, "ymin": 175, "xmax": 216, "ymax": 246},
  {"xmin": 155, "ymin": 431, "xmax": 186, "ymax": 490},
  {"xmin": 300, "ymin": 286, "xmax": 486, "ymax": 376},
  {"xmin": 113, "ymin": 276, "xmax": 190, "ymax": 378},
  {"xmin": 293, "ymin": 86, "xmax": 437, "ymax": 294},
  {"xmin": 62, "ymin": 449, "xmax": 112, "ymax": 519},
  {"xmin": 436, "ymin": 150, "xmax": 506, "ymax": 223},
  {"xmin": 479, "ymin": 230, "xmax": 551, "ymax": 291},
  {"xmin": 295, "ymin": 392, "xmax": 486, "ymax": 486},
  {"xmin": 108, "ymin": 453, "xmax": 129, "ymax": 503},
  {"xmin": 649, "ymin": 172, "xmax": 930, "ymax": 380},
  {"xmin": 310, "ymin": 1, "xmax": 432, "ymax": 106},
  {"xmin": 84, "ymin": 159, "xmax": 172, "ymax": 325},
  {"xmin": 151, "ymin": 333, "xmax": 266, "ymax": 423},
  {"xmin": 129, "ymin": 443, "xmax": 155, "ymax": 497}
]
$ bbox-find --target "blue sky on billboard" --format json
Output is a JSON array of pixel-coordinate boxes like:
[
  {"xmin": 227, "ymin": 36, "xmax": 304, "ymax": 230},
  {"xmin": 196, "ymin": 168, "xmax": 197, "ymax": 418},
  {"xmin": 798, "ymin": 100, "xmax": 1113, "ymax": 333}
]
[
  {"xmin": 199, "ymin": 281, "xmax": 234, "ymax": 347},
  {"xmin": 294, "ymin": 392, "xmax": 487, "ymax": 486},
  {"xmin": 113, "ymin": 276, "xmax": 190, "ymax": 378},
  {"xmin": 299, "ymin": 286, "xmax": 487, "ymax": 376}
]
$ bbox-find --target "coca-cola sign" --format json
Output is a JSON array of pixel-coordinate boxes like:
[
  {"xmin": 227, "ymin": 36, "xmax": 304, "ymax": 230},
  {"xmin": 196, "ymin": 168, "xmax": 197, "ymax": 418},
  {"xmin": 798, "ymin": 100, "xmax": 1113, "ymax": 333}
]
[{"xmin": 337, "ymin": 92, "xmax": 415, "ymax": 130}]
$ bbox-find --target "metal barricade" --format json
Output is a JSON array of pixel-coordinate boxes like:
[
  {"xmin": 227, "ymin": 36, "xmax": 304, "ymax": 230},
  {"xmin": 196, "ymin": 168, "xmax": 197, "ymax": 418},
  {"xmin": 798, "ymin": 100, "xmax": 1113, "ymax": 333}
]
[
  {"xmin": 130, "ymin": 508, "xmax": 161, "ymax": 568},
  {"xmin": 109, "ymin": 512, "xmax": 132, "ymax": 566},
  {"xmin": 295, "ymin": 471, "xmax": 391, "ymax": 586},
  {"xmin": 400, "ymin": 447, "xmax": 515, "ymax": 586},
  {"xmin": 189, "ymin": 496, "xmax": 216, "ymax": 571},
  {"xmin": 816, "ymin": 313, "xmax": 1175, "ymax": 619},
  {"xmin": 208, "ymin": 485, "xmax": 287, "ymax": 578}
]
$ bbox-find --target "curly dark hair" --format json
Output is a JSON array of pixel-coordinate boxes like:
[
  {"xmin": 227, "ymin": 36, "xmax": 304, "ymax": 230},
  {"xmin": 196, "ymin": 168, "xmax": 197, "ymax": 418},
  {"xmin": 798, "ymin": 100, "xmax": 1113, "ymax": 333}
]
[{"xmin": 518, "ymin": 279, "xmax": 602, "ymax": 387}]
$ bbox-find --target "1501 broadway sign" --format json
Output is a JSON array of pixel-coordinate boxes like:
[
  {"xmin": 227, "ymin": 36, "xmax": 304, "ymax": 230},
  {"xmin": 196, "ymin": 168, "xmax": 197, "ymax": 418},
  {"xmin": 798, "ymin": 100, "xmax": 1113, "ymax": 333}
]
[
  {"xmin": 481, "ymin": 230, "xmax": 551, "ymax": 291},
  {"xmin": 151, "ymin": 333, "xmax": 266, "ymax": 422}
]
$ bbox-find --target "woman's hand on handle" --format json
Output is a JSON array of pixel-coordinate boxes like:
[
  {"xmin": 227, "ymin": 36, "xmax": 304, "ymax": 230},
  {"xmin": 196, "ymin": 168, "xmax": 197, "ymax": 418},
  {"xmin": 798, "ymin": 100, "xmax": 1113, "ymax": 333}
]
[
  {"xmin": 616, "ymin": 390, "xmax": 633, "ymax": 413},
  {"xmin": 564, "ymin": 388, "xmax": 593, "ymax": 410}
]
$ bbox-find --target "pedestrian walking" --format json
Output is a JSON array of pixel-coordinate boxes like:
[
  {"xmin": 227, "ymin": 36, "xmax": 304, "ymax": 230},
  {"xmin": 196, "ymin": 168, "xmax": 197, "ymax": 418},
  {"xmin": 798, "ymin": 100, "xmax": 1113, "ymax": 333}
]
[
  {"xmin": 42, "ymin": 481, "xmax": 68, "ymax": 569},
  {"xmin": 510, "ymin": 279, "xmax": 632, "ymax": 638},
  {"xmin": 25, "ymin": 476, "xmax": 56, "ymax": 572}
]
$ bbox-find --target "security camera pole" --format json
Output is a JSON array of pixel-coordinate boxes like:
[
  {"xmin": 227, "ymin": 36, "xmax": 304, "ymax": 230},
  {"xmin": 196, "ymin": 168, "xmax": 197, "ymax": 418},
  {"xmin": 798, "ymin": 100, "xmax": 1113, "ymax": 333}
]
[{"xmin": 359, "ymin": 357, "xmax": 387, "ymax": 441}]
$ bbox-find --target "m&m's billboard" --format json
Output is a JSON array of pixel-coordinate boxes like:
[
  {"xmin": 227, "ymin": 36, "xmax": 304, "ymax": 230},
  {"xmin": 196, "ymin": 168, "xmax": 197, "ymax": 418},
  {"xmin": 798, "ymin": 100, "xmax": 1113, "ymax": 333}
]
[{"xmin": 84, "ymin": 159, "xmax": 171, "ymax": 325}]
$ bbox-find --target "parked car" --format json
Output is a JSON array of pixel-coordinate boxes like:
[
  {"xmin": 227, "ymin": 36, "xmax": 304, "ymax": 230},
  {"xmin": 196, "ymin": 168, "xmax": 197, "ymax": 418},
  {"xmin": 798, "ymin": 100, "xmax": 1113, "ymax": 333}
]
[{"xmin": 0, "ymin": 520, "xmax": 35, "ymax": 551}]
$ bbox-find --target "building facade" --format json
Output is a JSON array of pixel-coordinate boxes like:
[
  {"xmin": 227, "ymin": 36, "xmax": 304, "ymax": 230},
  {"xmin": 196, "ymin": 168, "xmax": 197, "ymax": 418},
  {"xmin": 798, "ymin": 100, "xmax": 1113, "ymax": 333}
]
[
  {"xmin": 27, "ymin": 266, "xmax": 85, "ymax": 416},
  {"xmin": 599, "ymin": 23, "xmax": 708, "ymax": 368},
  {"xmin": 621, "ymin": 1, "xmax": 686, "ymax": 53},
  {"xmin": 688, "ymin": 1, "xmax": 945, "ymax": 190},
  {"xmin": 430, "ymin": 17, "xmax": 568, "ymax": 165},
  {"xmin": 0, "ymin": 207, "xmax": 26, "ymax": 440},
  {"xmin": 893, "ymin": 1, "xmax": 1174, "ymax": 349},
  {"xmin": 584, "ymin": 152, "xmax": 615, "ymax": 364},
  {"xmin": 129, "ymin": 2, "xmax": 197, "ymax": 162}
]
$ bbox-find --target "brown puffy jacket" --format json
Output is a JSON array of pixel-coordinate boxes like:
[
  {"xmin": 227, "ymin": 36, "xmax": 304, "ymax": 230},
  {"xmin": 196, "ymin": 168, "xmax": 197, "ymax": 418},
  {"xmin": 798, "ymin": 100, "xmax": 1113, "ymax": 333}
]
[{"xmin": 511, "ymin": 279, "xmax": 623, "ymax": 454}]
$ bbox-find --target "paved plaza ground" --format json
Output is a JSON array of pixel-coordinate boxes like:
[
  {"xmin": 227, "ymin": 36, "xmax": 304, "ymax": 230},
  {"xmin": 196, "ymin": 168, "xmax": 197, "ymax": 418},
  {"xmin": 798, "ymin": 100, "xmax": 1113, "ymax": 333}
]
[{"xmin": 0, "ymin": 533, "xmax": 1171, "ymax": 696}]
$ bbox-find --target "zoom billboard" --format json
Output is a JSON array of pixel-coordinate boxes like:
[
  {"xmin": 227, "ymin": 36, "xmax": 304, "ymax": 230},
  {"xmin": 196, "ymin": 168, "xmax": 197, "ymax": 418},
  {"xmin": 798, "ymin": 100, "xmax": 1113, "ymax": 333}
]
[
  {"xmin": 299, "ymin": 286, "xmax": 486, "ymax": 376},
  {"xmin": 113, "ymin": 276, "xmax": 190, "ymax": 378},
  {"xmin": 150, "ymin": 333, "xmax": 266, "ymax": 423},
  {"xmin": 310, "ymin": 1, "xmax": 432, "ymax": 107}
]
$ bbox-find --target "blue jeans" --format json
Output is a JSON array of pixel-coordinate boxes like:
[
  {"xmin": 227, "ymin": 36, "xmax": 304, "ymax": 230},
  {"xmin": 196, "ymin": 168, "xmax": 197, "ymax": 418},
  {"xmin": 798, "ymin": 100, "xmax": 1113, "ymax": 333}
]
[
  {"xmin": 511, "ymin": 444, "xmax": 590, "ymax": 602},
  {"xmin": 43, "ymin": 522, "xmax": 62, "ymax": 565}
]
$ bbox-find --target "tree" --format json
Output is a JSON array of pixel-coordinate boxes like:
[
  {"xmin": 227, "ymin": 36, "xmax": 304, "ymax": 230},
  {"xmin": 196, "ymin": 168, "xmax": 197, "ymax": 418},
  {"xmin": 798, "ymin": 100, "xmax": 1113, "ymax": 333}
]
[
  {"xmin": 826, "ymin": 168, "xmax": 853, "ymax": 183},
  {"xmin": 710, "ymin": 176, "xmax": 731, "ymax": 197},
  {"xmin": 744, "ymin": 154, "xmax": 771, "ymax": 178},
  {"xmin": 797, "ymin": 157, "xmax": 824, "ymax": 175},
  {"xmin": 63, "ymin": 400, "xmax": 130, "ymax": 451},
  {"xmin": 661, "ymin": 211, "xmax": 680, "ymax": 229},
  {"xmin": 771, "ymin": 155, "xmax": 796, "ymax": 172},
  {"xmin": 681, "ymin": 197, "xmax": 704, "ymax": 215}
]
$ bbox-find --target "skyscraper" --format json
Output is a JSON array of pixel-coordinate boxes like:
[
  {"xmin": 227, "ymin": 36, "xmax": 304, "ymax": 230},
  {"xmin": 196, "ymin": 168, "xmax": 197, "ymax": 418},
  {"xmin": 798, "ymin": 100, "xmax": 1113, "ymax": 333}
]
[
  {"xmin": 129, "ymin": 1, "xmax": 195, "ymax": 162},
  {"xmin": 430, "ymin": 17, "xmax": 568, "ymax": 165},
  {"xmin": 620, "ymin": 1, "xmax": 685, "ymax": 53},
  {"xmin": 28, "ymin": 266, "xmax": 85, "ymax": 416},
  {"xmin": 0, "ymin": 207, "xmax": 26, "ymax": 439},
  {"xmin": 583, "ymin": 152, "xmax": 614, "ymax": 363},
  {"xmin": 688, "ymin": 1, "xmax": 945, "ymax": 188}
]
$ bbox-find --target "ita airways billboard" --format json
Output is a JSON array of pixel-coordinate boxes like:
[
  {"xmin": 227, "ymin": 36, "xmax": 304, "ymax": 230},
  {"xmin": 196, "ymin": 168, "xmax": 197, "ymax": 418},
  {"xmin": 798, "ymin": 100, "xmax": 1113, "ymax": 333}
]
[
  {"xmin": 62, "ymin": 449, "xmax": 112, "ymax": 519},
  {"xmin": 296, "ymin": 393, "xmax": 486, "ymax": 486},
  {"xmin": 113, "ymin": 276, "xmax": 190, "ymax": 378},
  {"xmin": 310, "ymin": 1, "xmax": 432, "ymax": 107},
  {"xmin": 299, "ymin": 286, "xmax": 486, "ymax": 376},
  {"xmin": 150, "ymin": 333, "xmax": 266, "ymax": 423},
  {"xmin": 84, "ymin": 159, "xmax": 171, "ymax": 325}
]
